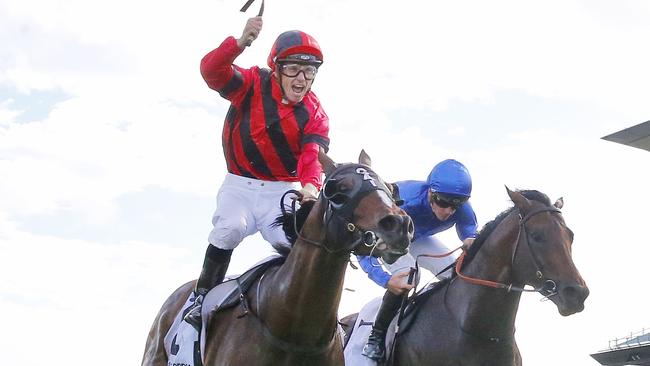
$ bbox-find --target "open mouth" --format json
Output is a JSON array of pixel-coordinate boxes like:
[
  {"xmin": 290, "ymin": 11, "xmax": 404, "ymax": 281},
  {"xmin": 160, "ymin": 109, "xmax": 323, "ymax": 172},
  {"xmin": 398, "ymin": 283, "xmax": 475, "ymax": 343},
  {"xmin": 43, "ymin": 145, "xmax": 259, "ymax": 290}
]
[
  {"xmin": 381, "ymin": 248, "xmax": 409, "ymax": 264},
  {"xmin": 291, "ymin": 84, "xmax": 306, "ymax": 94}
]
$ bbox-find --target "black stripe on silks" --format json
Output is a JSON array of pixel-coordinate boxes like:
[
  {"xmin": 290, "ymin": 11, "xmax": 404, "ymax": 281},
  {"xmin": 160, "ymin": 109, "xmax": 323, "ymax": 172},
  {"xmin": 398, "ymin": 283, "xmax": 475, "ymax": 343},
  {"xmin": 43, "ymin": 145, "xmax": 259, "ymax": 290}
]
[
  {"xmin": 293, "ymin": 103, "xmax": 310, "ymax": 131},
  {"xmin": 218, "ymin": 68, "xmax": 244, "ymax": 99},
  {"xmin": 260, "ymin": 70, "xmax": 297, "ymax": 175},
  {"xmin": 302, "ymin": 134, "xmax": 330, "ymax": 153},
  {"xmin": 224, "ymin": 106, "xmax": 253, "ymax": 178},
  {"xmin": 239, "ymin": 87, "xmax": 273, "ymax": 177}
]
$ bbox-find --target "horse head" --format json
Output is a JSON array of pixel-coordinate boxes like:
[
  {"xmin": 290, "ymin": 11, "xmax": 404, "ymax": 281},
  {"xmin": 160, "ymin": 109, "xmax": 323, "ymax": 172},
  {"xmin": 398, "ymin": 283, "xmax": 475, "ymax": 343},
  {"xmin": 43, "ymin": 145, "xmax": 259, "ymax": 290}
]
[
  {"xmin": 506, "ymin": 187, "xmax": 589, "ymax": 316},
  {"xmin": 314, "ymin": 150, "xmax": 414, "ymax": 263}
]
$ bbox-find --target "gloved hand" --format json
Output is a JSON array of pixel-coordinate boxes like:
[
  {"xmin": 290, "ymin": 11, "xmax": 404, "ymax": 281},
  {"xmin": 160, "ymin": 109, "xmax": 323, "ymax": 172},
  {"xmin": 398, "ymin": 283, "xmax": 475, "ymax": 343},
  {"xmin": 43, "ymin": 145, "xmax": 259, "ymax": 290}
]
[
  {"xmin": 386, "ymin": 271, "xmax": 415, "ymax": 296},
  {"xmin": 298, "ymin": 183, "xmax": 318, "ymax": 202},
  {"xmin": 462, "ymin": 237, "xmax": 475, "ymax": 251},
  {"xmin": 237, "ymin": 16, "xmax": 263, "ymax": 48}
]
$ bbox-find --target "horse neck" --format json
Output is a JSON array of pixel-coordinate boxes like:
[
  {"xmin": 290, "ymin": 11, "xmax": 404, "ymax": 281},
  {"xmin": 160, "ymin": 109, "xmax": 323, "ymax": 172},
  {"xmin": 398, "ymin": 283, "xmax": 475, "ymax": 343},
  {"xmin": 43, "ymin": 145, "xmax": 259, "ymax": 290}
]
[
  {"xmin": 261, "ymin": 199, "xmax": 348, "ymax": 344},
  {"xmin": 446, "ymin": 212, "xmax": 523, "ymax": 339}
]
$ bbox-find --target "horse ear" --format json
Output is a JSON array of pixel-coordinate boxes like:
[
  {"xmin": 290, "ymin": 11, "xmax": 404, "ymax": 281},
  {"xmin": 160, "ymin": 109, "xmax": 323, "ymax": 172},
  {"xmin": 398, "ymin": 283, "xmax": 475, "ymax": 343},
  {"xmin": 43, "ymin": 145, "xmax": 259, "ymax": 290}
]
[
  {"xmin": 554, "ymin": 197, "xmax": 564, "ymax": 209},
  {"xmin": 358, "ymin": 149, "xmax": 372, "ymax": 166},
  {"xmin": 318, "ymin": 149, "xmax": 337, "ymax": 176},
  {"xmin": 505, "ymin": 185, "xmax": 532, "ymax": 215}
]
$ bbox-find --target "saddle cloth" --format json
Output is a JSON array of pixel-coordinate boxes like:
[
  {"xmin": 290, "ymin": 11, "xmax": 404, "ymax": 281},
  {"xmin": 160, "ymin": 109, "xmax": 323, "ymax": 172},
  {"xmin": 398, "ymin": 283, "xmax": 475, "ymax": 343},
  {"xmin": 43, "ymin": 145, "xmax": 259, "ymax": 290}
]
[
  {"xmin": 163, "ymin": 254, "xmax": 284, "ymax": 366},
  {"xmin": 343, "ymin": 281, "xmax": 445, "ymax": 365},
  {"xmin": 343, "ymin": 297, "xmax": 400, "ymax": 366}
]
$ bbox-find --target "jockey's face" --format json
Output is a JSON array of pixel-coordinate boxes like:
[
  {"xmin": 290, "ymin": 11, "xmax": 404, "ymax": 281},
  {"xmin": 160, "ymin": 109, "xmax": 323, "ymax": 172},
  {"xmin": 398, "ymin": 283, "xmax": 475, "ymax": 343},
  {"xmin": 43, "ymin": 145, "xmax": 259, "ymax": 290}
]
[
  {"xmin": 276, "ymin": 63, "xmax": 316, "ymax": 103},
  {"xmin": 429, "ymin": 191, "xmax": 457, "ymax": 221}
]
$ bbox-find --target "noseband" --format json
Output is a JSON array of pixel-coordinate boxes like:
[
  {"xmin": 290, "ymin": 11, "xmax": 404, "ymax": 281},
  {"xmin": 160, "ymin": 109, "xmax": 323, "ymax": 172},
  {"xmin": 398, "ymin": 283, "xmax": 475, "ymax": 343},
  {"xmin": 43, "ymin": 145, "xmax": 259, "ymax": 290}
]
[{"xmin": 282, "ymin": 164, "xmax": 395, "ymax": 255}]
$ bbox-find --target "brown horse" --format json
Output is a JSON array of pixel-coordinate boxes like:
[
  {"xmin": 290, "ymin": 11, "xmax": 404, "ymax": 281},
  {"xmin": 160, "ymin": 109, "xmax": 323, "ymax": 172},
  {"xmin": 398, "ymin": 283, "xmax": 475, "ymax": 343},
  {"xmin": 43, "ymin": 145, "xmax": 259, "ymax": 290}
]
[
  {"xmin": 142, "ymin": 150, "xmax": 414, "ymax": 366},
  {"xmin": 342, "ymin": 187, "xmax": 589, "ymax": 366}
]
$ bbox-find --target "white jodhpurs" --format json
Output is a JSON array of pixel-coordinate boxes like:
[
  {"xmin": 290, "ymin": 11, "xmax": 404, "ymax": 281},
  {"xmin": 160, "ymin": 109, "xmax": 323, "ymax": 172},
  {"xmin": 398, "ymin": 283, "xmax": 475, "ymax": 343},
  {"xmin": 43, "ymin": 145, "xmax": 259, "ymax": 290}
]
[
  {"xmin": 385, "ymin": 235, "xmax": 459, "ymax": 280},
  {"xmin": 207, "ymin": 173, "xmax": 300, "ymax": 251}
]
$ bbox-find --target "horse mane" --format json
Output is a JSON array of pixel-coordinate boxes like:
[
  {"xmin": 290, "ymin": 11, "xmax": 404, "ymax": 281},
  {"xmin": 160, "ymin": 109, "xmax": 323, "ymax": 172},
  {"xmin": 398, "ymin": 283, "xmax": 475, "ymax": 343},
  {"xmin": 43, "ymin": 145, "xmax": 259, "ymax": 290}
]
[
  {"xmin": 462, "ymin": 190, "xmax": 552, "ymax": 265},
  {"xmin": 272, "ymin": 200, "xmax": 317, "ymax": 252}
]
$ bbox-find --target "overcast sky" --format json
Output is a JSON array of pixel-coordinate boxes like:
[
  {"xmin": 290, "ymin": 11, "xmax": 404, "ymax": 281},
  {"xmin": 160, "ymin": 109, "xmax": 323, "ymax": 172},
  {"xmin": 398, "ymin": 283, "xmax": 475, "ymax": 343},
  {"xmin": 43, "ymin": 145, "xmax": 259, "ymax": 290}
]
[{"xmin": 2, "ymin": 0, "xmax": 650, "ymax": 365}]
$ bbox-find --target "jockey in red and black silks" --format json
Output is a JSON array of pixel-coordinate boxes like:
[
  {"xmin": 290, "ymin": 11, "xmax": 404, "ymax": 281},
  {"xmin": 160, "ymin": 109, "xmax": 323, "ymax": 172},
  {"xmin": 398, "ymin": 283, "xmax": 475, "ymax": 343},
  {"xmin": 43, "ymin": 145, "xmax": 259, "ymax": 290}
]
[
  {"xmin": 183, "ymin": 17, "xmax": 330, "ymax": 331},
  {"xmin": 201, "ymin": 31, "xmax": 329, "ymax": 188}
]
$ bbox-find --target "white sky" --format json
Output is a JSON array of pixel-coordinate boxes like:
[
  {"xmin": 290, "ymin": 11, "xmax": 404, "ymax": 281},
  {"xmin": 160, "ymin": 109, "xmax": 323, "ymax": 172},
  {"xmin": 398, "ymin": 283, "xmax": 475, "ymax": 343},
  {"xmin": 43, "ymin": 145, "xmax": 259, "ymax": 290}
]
[{"xmin": 1, "ymin": 0, "xmax": 650, "ymax": 365}]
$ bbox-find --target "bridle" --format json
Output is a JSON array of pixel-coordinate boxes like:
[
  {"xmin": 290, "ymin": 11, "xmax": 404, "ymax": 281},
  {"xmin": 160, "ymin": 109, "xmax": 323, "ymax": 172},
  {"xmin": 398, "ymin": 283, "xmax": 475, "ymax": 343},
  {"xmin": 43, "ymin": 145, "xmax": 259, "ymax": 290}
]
[
  {"xmin": 455, "ymin": 205, "xmax": 562, "ymax": 298},
  {"xmin": 280, "ymin": 163, "xmax": 396, "ymax": 255}
]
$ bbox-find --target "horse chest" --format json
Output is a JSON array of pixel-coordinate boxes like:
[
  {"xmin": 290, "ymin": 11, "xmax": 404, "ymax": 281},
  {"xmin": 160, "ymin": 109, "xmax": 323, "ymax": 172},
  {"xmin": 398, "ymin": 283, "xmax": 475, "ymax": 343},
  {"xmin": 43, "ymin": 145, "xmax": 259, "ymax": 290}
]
[{"xmin": 204, "ymin": 311, "xmax": 344, "ymax": 366}]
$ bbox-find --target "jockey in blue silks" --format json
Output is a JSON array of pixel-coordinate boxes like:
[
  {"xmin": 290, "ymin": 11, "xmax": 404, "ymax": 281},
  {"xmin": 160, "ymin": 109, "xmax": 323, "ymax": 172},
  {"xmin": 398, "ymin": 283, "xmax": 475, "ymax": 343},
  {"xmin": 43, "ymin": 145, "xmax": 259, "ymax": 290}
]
[{"xmin": 359, "ymin": 159, "xmax": 479, "ymax": 361}]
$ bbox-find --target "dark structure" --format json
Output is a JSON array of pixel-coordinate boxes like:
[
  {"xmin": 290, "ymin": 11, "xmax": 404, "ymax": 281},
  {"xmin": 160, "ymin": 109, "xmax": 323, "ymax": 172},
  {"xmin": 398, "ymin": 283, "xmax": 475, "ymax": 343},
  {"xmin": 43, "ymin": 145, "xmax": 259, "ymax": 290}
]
[
  {"xmin": 602, "ymin": 121, "xmax": 650, "ymax": 152},
  {"xmin": 591, "ymin": 329, "xmax": 650, "ymax": 366}
]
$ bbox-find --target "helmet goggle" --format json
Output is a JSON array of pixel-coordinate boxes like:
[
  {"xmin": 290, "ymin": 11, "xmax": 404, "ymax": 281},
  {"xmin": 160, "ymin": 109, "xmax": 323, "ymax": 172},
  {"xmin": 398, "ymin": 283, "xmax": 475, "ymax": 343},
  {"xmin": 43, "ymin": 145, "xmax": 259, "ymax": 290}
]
[
  {"xmin": 279, "ymin": 63, "xmax": 319, "ymax": 80},
  {"xmin": 429, "ymin": 191, "xmax": 468, "ymax": 210},
  {"xmin": 276, "ymin": 54, "xmax": 321, "ymax": 80}
]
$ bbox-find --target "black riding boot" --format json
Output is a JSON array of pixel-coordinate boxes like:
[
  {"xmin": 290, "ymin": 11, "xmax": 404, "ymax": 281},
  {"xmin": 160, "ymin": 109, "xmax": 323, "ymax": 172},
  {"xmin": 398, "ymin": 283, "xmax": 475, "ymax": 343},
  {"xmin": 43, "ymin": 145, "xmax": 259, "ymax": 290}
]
[
  {"xmin": 362, "ymin": 291, "xmax": 403, "ymax": 361},
  {"xmin": 183, "ymin": 245, "xmax": 233, "ymax": 331}
]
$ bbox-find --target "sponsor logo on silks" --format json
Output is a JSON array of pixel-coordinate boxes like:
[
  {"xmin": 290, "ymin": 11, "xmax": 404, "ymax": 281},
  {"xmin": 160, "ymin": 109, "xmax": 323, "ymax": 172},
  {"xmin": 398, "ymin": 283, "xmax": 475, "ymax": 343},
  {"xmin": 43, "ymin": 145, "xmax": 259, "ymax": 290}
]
[{"xmin": 356, "ymin": 167, "xmax": 377, "ymax": 187}]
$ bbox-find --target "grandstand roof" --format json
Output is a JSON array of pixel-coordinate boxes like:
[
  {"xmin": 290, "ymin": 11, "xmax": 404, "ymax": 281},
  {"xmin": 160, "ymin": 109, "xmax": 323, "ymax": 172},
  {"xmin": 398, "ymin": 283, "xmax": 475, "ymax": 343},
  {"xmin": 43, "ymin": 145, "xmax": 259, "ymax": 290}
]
[
  {"xmin": 602, "ymin": 121, "xmax": 650, "ymax": 152},
  {"xmin": 592, "ymin": 329, "xmax": 650, "ymax": 366}
]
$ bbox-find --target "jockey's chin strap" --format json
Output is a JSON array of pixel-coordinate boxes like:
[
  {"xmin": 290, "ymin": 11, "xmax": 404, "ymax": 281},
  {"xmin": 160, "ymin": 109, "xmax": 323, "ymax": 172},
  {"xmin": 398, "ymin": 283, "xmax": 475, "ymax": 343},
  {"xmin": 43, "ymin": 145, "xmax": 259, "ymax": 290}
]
[{"xmin": 454, "ymin": 206, "xmax": 562, "ymax": 299}]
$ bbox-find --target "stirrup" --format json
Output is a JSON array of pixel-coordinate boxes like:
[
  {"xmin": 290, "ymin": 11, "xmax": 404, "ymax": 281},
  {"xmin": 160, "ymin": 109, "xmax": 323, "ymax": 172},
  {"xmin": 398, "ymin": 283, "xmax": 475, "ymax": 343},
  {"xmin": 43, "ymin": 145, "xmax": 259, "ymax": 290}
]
[
  {"xmin": 362, "ymin": 330, "xmax": 386, "ymax": 361},
  {"xmin": 183, "ymin": 294, "xmax": 204, "ymax": 332}
]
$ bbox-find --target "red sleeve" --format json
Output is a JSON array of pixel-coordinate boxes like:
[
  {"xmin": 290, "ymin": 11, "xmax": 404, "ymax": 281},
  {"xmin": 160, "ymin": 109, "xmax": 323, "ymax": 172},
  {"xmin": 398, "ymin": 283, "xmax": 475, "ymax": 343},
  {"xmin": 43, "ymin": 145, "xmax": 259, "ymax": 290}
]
[
  {"xmin": 297, "ymin": 99, "xmax": 330, "ymax": 189},
  {"xmin": 301, "ymin": 95, "xmax": 330, "ymax": 152},
  {"xmin": 200, "ymin": 36, "xmax": 252, "ymax": 101},
  {"xmin": 297, "ymin": 142, "xmax": 324, "ymax": 189}
]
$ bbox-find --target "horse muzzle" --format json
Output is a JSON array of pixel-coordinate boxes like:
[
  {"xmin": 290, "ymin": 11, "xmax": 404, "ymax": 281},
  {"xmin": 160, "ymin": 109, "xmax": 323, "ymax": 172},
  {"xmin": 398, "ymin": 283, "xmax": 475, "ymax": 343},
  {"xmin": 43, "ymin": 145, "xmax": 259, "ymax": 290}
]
[
  {"xmin": 376, "ymin": 213, "xmax": 414, "ymax": 249},
  {"xmin": 381, "ymin": 248, "xmax": 409, "ymax": 265},
  {"xmin": 554, "ymin": 282, "xmax": 590, "ymax": 316}
]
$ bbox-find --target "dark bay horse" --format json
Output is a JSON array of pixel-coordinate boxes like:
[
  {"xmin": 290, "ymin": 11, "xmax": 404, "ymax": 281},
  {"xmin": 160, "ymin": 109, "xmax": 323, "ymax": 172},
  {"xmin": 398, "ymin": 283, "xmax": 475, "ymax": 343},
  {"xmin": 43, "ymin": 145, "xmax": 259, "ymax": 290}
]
[
  {"xmin": 343, "ymin": 187, "xmax": 589, "ymax": 366},
  {"xmin": 142, "ymin": 150, "xmax": 414, "ymax": 366}
]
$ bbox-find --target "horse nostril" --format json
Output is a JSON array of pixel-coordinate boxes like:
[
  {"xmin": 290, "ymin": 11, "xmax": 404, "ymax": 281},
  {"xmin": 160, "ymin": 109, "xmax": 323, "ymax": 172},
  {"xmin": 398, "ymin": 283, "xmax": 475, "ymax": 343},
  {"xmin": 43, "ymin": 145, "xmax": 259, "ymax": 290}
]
[
  {"xmin": 407, "ymin": 217, "xmax": 414, "ymax": 236},
  {"xmin": 378, "ymin": 215, "xmax": 400, "ymax": 232},
  {"xmin": 561, "ymin": 285, "xmax": 590, "ymax": 304}
]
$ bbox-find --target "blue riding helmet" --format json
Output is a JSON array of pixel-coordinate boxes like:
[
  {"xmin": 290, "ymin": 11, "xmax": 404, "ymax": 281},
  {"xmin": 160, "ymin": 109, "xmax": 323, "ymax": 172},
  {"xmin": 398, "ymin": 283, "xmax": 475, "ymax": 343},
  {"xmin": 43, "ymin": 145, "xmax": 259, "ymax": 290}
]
[{"xmin": 427, "ymin": 159, "xmax": 472, "ymax": 198}]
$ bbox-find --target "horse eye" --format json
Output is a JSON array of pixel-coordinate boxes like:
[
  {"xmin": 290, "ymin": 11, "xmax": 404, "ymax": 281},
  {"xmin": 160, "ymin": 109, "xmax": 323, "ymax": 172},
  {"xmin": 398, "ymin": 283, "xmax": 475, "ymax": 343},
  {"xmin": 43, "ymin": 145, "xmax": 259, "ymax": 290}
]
[{"xmin": 530, "ymin": 231, "xmax": 545, "ymax": 242}]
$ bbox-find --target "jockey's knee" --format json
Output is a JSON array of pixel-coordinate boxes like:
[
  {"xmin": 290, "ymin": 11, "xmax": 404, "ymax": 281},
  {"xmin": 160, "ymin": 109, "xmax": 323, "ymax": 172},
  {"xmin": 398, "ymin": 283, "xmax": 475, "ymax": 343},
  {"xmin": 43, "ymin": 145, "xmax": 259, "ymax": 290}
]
[
  {"xmin": 260, "ymin": 225, "xmax": 290, "ymax": 249},
  {"xmin": 209, "ymin": 217, "xmax": 248, "ymax": 249}
]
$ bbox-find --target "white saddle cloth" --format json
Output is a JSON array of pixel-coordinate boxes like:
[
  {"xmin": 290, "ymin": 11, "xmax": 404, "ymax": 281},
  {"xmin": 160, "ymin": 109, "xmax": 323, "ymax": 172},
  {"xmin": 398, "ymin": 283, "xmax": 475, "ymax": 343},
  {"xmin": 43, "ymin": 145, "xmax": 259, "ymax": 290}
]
[
  {"xmin": 163, "ymin": 254, "xmax": 283, "ymax": 366},
  {"xmin": 343, "ymin": 297, "xmax": 400, "ymax": 366}
]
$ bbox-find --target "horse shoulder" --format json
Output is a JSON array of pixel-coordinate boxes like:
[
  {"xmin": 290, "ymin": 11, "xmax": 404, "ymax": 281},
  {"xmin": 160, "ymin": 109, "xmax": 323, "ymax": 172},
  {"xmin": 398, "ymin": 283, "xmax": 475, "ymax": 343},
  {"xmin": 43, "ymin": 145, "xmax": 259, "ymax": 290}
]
[{"xmin": 141, "ymin": 280, "xmax": 195, "ymax": 366}]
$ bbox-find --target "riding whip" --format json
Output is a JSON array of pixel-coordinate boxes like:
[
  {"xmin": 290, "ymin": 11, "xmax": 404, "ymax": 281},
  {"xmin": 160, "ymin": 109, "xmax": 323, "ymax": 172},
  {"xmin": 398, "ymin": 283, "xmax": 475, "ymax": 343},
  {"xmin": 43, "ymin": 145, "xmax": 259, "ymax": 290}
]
[{"xmin": 240, "ymin": 0, "xmax": 265, "ymax": 46}]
